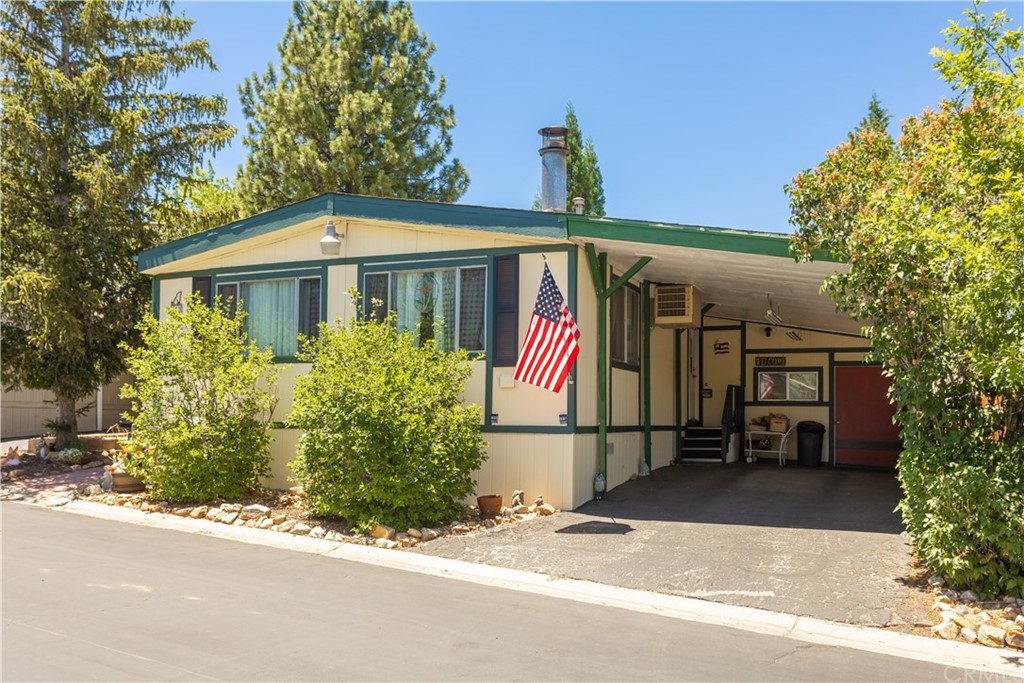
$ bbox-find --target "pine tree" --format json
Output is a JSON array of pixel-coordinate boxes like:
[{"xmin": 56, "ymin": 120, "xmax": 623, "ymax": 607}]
[
  {"xmin": 0, "ymin": 1, "xmax": 233, "ymax": 447},
  {"xmin": 565, "ymin": 102, "xmax": 606, "ymax": 216},
  {"xmin": 236, "ymin": 0, "xmax": 469, "ymax": 212},
  {"xmin": 853, "ymin": 92, "xmax": 892, "ymax": 136},
  {"xmin": 158, "ymin": 164, "xmax": 244, "ymax": 240}
]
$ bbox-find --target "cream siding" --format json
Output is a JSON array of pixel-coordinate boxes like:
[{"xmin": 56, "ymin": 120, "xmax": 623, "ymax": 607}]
[
  {"xmin": 572, "ymin": 433, "xmax": 598, "ymax": 508},
  {"xmin": 606, "ymin": 432, "xmax": 643, "ymax": 491},
  {"xmin": 574, "ymin": 247, "xmax": 599, "ymax": 426},
  {"xmin": 473, "ymin": 433, "xmax": 574, "ymax": 510},
  {"xmin": 611, "ymin": 368, "xmax": 639, "ymax": 426},
  {"xmin": 701, "ymin": 328, "xmax": 742, "ymax": 425},
  {"xmin": 649, "ymin": 326, "xmax": 677, "ymax": 428},
  {"xmin": 651, "ymin": 431, "xmax": 674, "ymax": 470},
  {"xmin": 157, "ymin": 277, "xmax": 193, "ymax": 318}
]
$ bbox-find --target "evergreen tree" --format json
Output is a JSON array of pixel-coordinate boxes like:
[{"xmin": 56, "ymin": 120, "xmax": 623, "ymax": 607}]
[
  {"xmin": 0, "ymin": 1, "xmax": 233, "ymax": 447},
  {"xmin": 565, "ymin": 102, "xmax": 606, "ymax": 216},
  {"xmin": 236, "ymin": 0, "xmax": 469, "ymax": 212},
  {"xmin": 158, "ymin": 164, "xmax": 244, "ymax": 240},
  {"xmin": 852, "ymin": 92, "xmax": 891, "ymax": 136}
]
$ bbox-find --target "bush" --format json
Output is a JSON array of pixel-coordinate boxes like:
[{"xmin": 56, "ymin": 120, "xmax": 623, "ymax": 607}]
[
  {"xmin": 120, "ymin": 293, "xmax": 279, "ymax": 502},
  {"xmin": 289, "ymin": 303, "xmax": 486, "ymax": 531},
  {"xmin": 59, "ymin": 447, "xmax": 86, "ymax": 465}
]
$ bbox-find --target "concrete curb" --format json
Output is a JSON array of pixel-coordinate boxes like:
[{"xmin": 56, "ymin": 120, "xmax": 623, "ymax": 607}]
[{"xmin": 23, "ymin": 498, "xmax": 1024, "ymax": 680}]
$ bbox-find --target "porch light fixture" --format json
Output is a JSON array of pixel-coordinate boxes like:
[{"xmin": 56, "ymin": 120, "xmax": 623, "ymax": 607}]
[
  {"xmin": 320, "ymin": 220, "xmax": 342, "ymax": 255},
  {"xmin": 765, "ymin": 309, "xmax": 785, "ymax": 326},
  {"xmin": 786, "ymin": 330, "xmax": 803, "ymax": 341}
]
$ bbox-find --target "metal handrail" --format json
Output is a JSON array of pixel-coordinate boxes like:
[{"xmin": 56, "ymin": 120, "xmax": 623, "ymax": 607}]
[{"xmin": 720, "ymin": 384, "xmax": 743, "ymax": 463}]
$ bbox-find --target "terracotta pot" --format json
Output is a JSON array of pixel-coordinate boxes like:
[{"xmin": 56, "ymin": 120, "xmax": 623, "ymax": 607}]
[
  {"xmin": 477, "ymin": 494, "xmax": 502, "ymax": 519},
  {"xmin": 111, "ymin": 472, "xmax": 145, "ymax": 493}
]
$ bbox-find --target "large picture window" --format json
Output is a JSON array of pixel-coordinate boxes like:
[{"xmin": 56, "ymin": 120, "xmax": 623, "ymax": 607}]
[
  {"xmin": 756, "ymin": 368, "xmax": 821, "ymax": 402},
  {"xmin": 610, "ymin": 282, "xmax": 640, "ymax": 368},
  {"xmin": 363, "ymin": 265, "xmax": 486, "ymax": 353},
  {"xmin": 216, "ymin": 276, "xmax": 320, "ymax": 357}
]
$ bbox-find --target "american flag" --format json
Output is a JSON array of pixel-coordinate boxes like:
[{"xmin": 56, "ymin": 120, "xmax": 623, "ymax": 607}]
[{"xmin": 513, "ymin": 262, "xmax": 580, "ymax": 393}]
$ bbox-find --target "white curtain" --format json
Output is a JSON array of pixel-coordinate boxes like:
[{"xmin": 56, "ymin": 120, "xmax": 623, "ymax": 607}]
[
  {"xmin": 393, "ymin": 270, "xmax": 456, "ymax": 351},
  {"xmin": 241, "ymin": 279, "xmax": 296, "ymax": 356}
]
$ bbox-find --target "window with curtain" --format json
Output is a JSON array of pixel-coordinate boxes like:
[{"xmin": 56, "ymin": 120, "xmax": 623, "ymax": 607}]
[
  {"xmin": 216, "ymin": 276, "xmax": 320, "ymax": 357},
  {"xmin": 363, "ymin": 265, "xmax": 486, "ymax": 353},
  {"xmin": 756, "ymin": 369, "xmax": 821, "ymax": 402}
]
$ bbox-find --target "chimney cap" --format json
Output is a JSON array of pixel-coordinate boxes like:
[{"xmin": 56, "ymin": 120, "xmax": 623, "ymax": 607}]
[{"xmin": 538, "ymin": 125, "xmax": 568, "ymax": 137}]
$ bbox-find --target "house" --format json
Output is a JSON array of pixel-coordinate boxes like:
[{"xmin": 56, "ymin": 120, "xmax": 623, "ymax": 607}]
[{"xmin": 135, "ymin": 128, "xmax": 900, "ymax": 510}]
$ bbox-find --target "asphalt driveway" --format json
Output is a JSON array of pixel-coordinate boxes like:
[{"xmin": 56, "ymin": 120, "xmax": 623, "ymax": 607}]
[{"xmin": 418, "ymin": 463, "xmax": 930, "ymax": 628}]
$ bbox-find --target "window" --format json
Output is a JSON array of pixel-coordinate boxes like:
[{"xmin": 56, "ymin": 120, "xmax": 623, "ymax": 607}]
[
  {"xmin": 215, "ymin": 276, "xmax": 320, "ymax": 357},
  {"xmin": 192, "ymin": 277, "xmax": 212, "ymax": 307},
  {"xmin": 610, "ymin": 283, "xmax": 640, "ymax": 368},
  {"xmin": 757, "ymin": 369, "xmax": 821, "ymax": 402},
  {"xmin": 362, "ymin": 265, "xmax": 486, "ymax": 353}
]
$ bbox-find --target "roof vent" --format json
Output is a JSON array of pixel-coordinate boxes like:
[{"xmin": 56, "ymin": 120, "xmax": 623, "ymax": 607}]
[{"xmin": 538, "ymin": 126, "xmax": 568, "ymax": 212}]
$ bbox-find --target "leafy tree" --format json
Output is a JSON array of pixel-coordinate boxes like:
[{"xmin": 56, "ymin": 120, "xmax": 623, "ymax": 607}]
[
  {"xmin": 120, "ymin": 294, "xmax": 278, "ymax": 502},
  {"xmin": 158, "ymin": 163, "xmax": 244, "ymax": 240},
  {"xmin": 0, "ymin": 1, "xmax": 233, "ymax": 448},
  {"xmin": 786, "ymin": 5, "xmax": 1023, "ymax": 595},
  {"xmin": 236, "ymin": 0, "xmax": 469, "ymax": 212},
  {"xmin": 289, "ymin": 296, "xmax": 486, "ymax": 531},
  {"xmin": 565, "ymin": 102, "xmax": 606, "ymax": 216}
]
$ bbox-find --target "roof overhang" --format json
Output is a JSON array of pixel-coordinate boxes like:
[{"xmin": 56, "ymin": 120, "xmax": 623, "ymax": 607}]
[{"xmin": 569, "ymin": 217, "xmax": 862, "ymax": 336}]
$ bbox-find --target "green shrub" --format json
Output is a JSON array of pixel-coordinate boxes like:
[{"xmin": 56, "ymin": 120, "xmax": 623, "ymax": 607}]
[
  {"xmin": 120, "ymin": 293, "xmax": 279, "ymax": 502},
  {"xmin": 289, "ymin": 302, "xmax": 486, "ymax": 531},
  {"xmin": 59, "ymin": 447, "xmax": 86, "ymax": 465}
]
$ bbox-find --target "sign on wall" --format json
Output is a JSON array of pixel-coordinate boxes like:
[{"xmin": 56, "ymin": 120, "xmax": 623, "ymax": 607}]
[{"xmin": 755, "ymin": 356, "xmax": 787, "ymax": 367}]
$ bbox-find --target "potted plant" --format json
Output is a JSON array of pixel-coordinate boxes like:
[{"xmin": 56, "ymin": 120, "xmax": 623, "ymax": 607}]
[{"xmin": 104, "ymin": 446, "xmax": 147, "ymax": 493}]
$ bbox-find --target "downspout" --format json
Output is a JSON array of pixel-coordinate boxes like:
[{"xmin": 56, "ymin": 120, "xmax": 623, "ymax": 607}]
[{"xmin": 584, "ymin": 242, "xmax": 651, "ymax": 480}]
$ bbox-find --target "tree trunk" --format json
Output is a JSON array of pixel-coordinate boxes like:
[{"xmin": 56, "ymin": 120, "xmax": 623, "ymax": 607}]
[{"xmin": 53, "ymin": 393, "xmax": 78, "ymax": 450}]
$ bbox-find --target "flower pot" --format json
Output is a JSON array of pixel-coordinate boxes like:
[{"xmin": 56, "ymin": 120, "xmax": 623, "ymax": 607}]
[
  {"xmin": 477, "ymin": 494, "xmax": 502, "ymax": 519},
  {"xmin": 111, "ymin": 472, "xmax": 145, "ymax": 493}
]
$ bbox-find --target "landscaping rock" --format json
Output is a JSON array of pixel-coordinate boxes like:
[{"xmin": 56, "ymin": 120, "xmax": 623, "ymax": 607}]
[
  {"xmin": 931, "ymin": 621, "xmax": 960, "ymax": 640},
  {"xmin": 205, "ymin": 508, "xmax": 219, "ymax": 520},
  {"xmin": 501, "ymin": 507, "xmax": 513, "ymax": 518},
  {"xmin": 420, "ymin": 528, "xmax": 439, "ymax": 541},
  {"xmin": 513, "ymin": 505, "xmax": 528, "ymax": 514},
  {"xmin": 309, "ymin": 526, "xmax": 326, "ymax": 539},
  {"xmin": 189, "ymin": 506, "xmax": 209, "ymax": 519},
  {"xmin": 220, "ymin": 503, "xmax": 243, "ymax": 513},
  {"xmin": 536, "ymin": 503, "xmax": 556, "ymax": 516},
  {"xmin": 926, "ymin": 574, "xmax": 946, "ymax": 588},
  {"xmin": 1016, "ymin": 615, "xmax": 1024, "ymax": 627},
  {"xmin": 932, "ymin": 597, "xmax": 953, "ymax": 610},
  {"xmin": 960, "ymin": 590, "xmax": 980, "ymax": 603},
  {"xmin": 978, "ymin": 624, "xmax": 1006, "ymax": 648},
  {"xmin": 370, "ymin": 524, "xmax": 395, "ymax": 540},
  {"xmin": 942, "ymin": 589, "xmax": 959, "ymax": 601},
  {"xmin": 290, "ymin": 522, "xmax": 312, "ymax": 536},
  {"xmin": 272, "ymin": 514, "xmax": 288, "ymax": 525},
  {"xmin": 240, "ymin": 504, "xmax": 271, "ymax": 520},
  {"xmin": 374, "ymin": 538, "xmax": 398, "ymax": 549},
  {"xmin": 961, "ymin": 627, "xmax": 978, "ymax": 643},
  {"xmin": 1008, "ymin": 634, "xmax": 1024, "ymax": 651},
  {"xmin": 406, "ymin": 528, "xmax": 422, "ymax": 539},
  {"xmin": 220, "ymin": 512, "xmax": 239, "ymax": 525},
  {"xmin": 278, "ymin": 519, "xmax": 297, "ymax": 533},
  {"xmin": 258, "ymin": 517, "xmax": 274, "ymax": 529},
  {"xmin": 174, "ymin": 507, "xmax": 192, "ymax": 517}
]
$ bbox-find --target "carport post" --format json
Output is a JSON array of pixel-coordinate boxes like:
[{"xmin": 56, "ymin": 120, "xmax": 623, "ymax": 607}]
[
  {"xmin": 642, "ymin": 280, "xmax": 652, "ymax": 468},
  {"xmin": 584, "ymin": 243, "xmax": 651, "ymax": 481}
]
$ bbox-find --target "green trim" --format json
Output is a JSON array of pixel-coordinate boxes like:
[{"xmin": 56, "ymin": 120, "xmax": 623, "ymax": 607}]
[
  {"xmin": 611, "ymin": 360, "xmax": 640, "ymax": 372},
  {"xmin": 484, "ymin": 256, "xmax": 496, "ymax": 429},
  {"xmin": 137, "ymin": 193, "xmax": 568, "ymax": 271},
  {"xmin": 575, "ymin": 425, "xmax": 676, "ymax": 434},
  {"xmin": 642, "ymin": 280, "xmax": 652, "ymax": 468},
  {"xmin": 567, "ymin": 215, "xmax": 838, "ymax": 262},
  {"xmin": 701, "ymin": 303, "xmax": 717, "ymax": 315},
  {"xmin": 674, "ymin": 329, "xmax": 683, "ymax": 460},
  {"xmin": 361, "ymin": 256, "xmax": 488, "ymax": 273},
  {"xmin": 214, "ymin": 268, "xmax": 322, "ymax": 283},
  {"xmin": 745, "ymin": 346, "xmax": 872, "ymax": 354},
  {"xmin": 150, "ymin": 277, "xmax": 159, "ymax": 319},
  {"xmin": 360, "ymin": 243, "xmax": 570, "ymax": 265},
  {"xmin": 481, "ymin": 425, "xmax": 573, "ymax": 434},
  {"xmin": 703, "ymin": 324, "xmax": 742, "ymax": 331}
]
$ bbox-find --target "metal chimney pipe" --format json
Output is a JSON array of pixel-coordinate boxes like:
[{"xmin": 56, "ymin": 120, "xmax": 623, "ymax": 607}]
[
  {"xmin": 572, "ymin": 197, "xmax": 585, "ymax": 214},
  {"xmin": 538, "ymin": 126, "xmax": 568, "ymax": 212}
]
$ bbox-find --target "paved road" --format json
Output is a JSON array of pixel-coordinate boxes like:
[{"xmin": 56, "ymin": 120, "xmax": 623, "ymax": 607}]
[{"xmin": 0, "ymin": 503, "xmax": 966, "ymax": 682}]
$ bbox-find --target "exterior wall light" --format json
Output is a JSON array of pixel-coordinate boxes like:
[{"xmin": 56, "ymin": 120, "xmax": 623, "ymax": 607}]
[{"xmin": 320, "ymin": 220, "xmax": 342, "ymax": 255}]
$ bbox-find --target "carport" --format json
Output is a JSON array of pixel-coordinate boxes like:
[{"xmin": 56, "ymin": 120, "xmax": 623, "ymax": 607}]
[{"xmin": 568, "ymin": 215, "xmax": 902, "ymax": 475}]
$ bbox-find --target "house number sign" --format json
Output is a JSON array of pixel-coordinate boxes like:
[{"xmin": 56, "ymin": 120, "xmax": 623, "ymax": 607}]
[{"xmin": 755, "ymin": 356, "xmax": 787, "ymax": 367}]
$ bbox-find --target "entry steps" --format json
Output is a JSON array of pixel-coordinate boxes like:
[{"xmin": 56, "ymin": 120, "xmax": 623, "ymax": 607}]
[{"xmin": 679, "ymin": 425, "xmax": 723, "ymax": 462}]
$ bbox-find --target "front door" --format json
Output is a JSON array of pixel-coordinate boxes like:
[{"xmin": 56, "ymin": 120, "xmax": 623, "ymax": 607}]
[
  {"xmin": 701, "ymin": 329, "xmax": 741, "ymax": 426},
  {"xmin": 834, "ymin": 365, "xmax": 901, "ymax": 468}
]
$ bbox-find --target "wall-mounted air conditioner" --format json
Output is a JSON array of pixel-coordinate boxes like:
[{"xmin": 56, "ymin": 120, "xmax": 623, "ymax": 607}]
[{"xmin": 653, "ymin": 285, "xmax": 703, "ymax": 328}]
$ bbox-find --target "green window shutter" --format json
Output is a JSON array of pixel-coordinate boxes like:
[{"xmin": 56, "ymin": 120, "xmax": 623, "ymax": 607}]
[{"xmin": 492, "ymin": 254, "xmax": 519, "ymax": 366}]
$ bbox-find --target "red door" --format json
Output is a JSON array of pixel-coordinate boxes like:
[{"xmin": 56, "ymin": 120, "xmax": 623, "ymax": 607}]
[{"xmin": 834, "ymin": 365, "xmax": 901, "ymax": 468}]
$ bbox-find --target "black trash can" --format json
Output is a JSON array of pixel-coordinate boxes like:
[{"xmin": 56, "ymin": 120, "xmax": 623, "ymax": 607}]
[{"xmin": 796, "ymin": 421, "xmax": 826, "ymax": 467}]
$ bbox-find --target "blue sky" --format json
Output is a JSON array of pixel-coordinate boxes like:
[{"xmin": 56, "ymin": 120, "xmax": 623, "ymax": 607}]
[{"xmin": 178, "ymin": 1, "xmax": 1021, "ymax": 233}]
